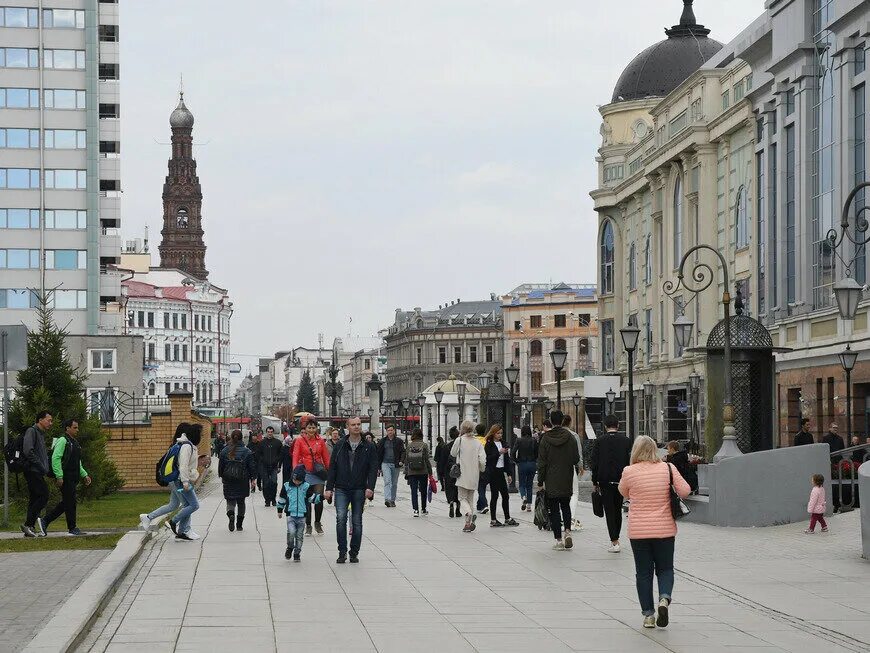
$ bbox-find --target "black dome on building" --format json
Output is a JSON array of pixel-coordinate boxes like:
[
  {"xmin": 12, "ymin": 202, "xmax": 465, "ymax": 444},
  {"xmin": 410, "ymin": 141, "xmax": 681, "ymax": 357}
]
[{"xmin": 611, "ymin": 1, "xmax": 723, "ymax": 103}]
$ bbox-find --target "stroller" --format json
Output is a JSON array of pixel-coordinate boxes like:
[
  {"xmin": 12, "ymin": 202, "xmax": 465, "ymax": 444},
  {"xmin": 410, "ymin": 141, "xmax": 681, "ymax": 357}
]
[{"xmin": 533, "ymin": 489, "xmax": 551, "ymax": 531}]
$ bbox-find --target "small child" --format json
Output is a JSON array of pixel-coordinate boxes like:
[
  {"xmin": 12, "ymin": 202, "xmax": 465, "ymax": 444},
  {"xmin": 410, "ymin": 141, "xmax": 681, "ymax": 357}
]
[
  {"xmin": 805, "ymin": 473, "xmax": 828, "ymax": 534},
  {"xmin": 277, "ymin": 464, "xmax": 321, "ymax": 561}
]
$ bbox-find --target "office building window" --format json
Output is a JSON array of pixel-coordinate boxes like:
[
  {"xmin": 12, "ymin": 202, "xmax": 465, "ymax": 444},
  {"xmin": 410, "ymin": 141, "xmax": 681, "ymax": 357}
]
[
  {"xmin": 0, "ymin": 7, "xmax": 38, "ymax": 27},
  {"xmin": 45, "ymin": 169, "xmax": 86, "ymax": 189},
  {"xmin": 735, "ymin": 186, "xmax": 749, "ymax": 248},
  {"xmin": 49, "ymin": 289, "xmax": 86, "ymax": 309},
  {"xmin": 469, "ymin": 346, "xmax": 477, "ymax": 363},
  {"xmin": 0, "ymin": 128, "xmax": 39, "ymax": 148},
  {"xmin": 45, "ymin": 249, "xmax": 86, "ymax": 270},
  {"xmin": 0, "ymin": 289, "xmax": 38, "ymax": 308},
  {"xmin": 0, "ymin": 48, "xmax": 39, "ymax": 67},
  {"xmin": 786, "ymin": 126, "xmax": 796, "ymax": 305},
  {"xmin": 44, "ymin": 49, "xmax": 86, "ymax": 70},
  {"xmin": 438, "ymin": 347, "xmax": 446, "ymax": 364},
  {"xmin": 44, "ymin": 129, "xmax": 86, "ymax": 149},
  {"xmin": 42, "ymin": 9, "xmax": 84, "ymax": 28},
  {"xmin": 0, "ymin": 208, "xmax": 39, "ymax": 228},
  {"xmin": 44, "ymin": 209, "xmax": 86, "ymax": 230},
  {"xmin": 673, "ymin": 175, "xmax": 683, "ymax": 267},
  {"xmin": 855, "ymin": 46, "xmax": 866, "ymax": 75},
  {"xmin": 0, "ymin": 249, "xmax": 39, "ymax": 269},
  {"xmin": 44, "ymin": 89, "xmax": 86, "ymax": 109},
  {"xmin": 485, "ymin": 345, "xmax": 493, "ymax": 363},
  {"xmin": 453, "ymin": 346, "xmax": 461, "ymax": 364},
  {"xmin": 644, "ymin": 234, "xmax": 653, "ymax": 284},
  {"xmin": 0, "ymin": 168, "xmax": 40, "ymax": 188},
  {"xmin": 0, "ymin": 88, "xmax": 39, "ymax": 108},
  {"xmin": 88, "ymin": 349, "xmax": 115, "ymax": 372},
  {"xmin": 628, "ymin": 243, "xmax": 637, "ymax": 290}
]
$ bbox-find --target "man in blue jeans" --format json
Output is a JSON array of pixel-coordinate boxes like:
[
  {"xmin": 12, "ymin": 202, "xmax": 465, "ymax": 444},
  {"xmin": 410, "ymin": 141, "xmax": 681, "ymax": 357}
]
[
  {"xmin": 325, "ymin": 416, "xmax": 379, "ymax": 564},
  {"xmin": 376, "ymin": 426, "xmax": 404, "ymax": 507}
]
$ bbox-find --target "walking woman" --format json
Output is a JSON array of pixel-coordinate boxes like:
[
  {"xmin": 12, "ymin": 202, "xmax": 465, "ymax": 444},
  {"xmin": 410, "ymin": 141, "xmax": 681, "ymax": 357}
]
[
  {"xmin": 139, "ymin": 423, "xmax": 190, "ymax": 531},
  {"xmin": 171, "ymin": 423, "xmax": 204, "ymax": 541},
  {"xmin": 403, "ymin": 428, "xmax": 433, "ymax": 516},
  {"xmin": 433, "ymin": 436, "xmax": 446, "ymax": 487},
  {"xmin": 618, "ymin": 435, "xmax": 691, "ymax": 629},
  {"xmin": 218, "ymin": 430, "xmax": 257, "ymax": 532},
  {"xmin": 449, "ymin": 420, "xmax": 486, "ymax": 532},
  {"xmin": 511, "ymin": 425, "xmax": 538, "ymax": 511},
  {"xmin": 440, "ymin": 427, "xmax": 461, "ymax": 517},
  {"xmin": 484, "ymin": 425, "xmax": 518, "ymax": 527},
  {"xmin": 291, "ymin": 419, "xmax": 330, "ymax": 535}
]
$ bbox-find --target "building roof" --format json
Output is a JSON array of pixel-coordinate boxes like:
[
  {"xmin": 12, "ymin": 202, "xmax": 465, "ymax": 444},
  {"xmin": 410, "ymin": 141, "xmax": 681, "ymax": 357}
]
[
  {"xmin": 169, "ymin": 92, "xmax": 194, "ymax": 129},
  {"xmin": 389, "ymin": 299, "xmax": 502, "ymax": 335},
  {"xmin": 611, "ymin": 1, "xmax": 723, "ymax": 103},
  {"xmin": 504, "ymin": 283, "xmax": 597, "ymax": 305}
]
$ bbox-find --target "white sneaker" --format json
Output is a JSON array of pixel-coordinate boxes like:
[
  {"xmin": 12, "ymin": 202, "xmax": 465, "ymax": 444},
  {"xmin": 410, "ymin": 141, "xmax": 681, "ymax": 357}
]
[
  {"xmin": 608, "ymin": 543, "xmax": 621, "ymax": 553},
  {"xmin": 186, "ymin": 530, "xmax": 201, "ymax": 540},
  {"xmin": 139, "ymin": 514, "xmax": 151, "ymax": 531},
  {"xmin": 572, "ymin": 519, "xmax": 583, "ymax": 531},
  {"xmin": 552, "ymin": 540, "xmax": 566, "ymax": 551}
]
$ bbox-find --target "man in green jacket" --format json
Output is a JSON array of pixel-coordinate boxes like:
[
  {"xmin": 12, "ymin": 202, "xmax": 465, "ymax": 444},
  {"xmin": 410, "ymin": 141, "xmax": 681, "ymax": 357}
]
[{"xmin": 43, "ymin": 418, "xmax": 92, "ymax": 535}]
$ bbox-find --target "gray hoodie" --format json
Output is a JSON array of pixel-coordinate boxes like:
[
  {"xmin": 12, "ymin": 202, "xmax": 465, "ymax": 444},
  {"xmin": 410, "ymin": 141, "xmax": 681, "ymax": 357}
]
[{"xmin": 22, "ymin": 424, "xmax": 49, "ymax": 475}]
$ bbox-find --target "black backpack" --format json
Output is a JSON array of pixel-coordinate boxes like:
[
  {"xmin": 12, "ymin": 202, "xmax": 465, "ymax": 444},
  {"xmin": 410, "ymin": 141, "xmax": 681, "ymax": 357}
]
[{"xmin": 4, "ymin": 432, "xmax": 26, "ymax": 473}]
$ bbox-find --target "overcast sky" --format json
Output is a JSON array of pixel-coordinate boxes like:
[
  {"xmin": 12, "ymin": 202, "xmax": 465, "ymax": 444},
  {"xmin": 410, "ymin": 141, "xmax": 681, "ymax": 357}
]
[{"xmin": 121, "ymin": 0, "xmax": 762, "ymax": 377}]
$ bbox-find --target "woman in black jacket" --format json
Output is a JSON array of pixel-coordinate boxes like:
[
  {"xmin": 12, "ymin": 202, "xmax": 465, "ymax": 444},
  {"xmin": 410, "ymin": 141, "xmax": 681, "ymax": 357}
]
[
  {"xmin": 218, "ymin": 430, "xmax": 257, "ymax": 531},
  {"xmin": 440, "ymin": 427, "xmax": 461, "ymax": 518},
  {"xmin": 511, "ymin": 425, "xmax": 538, "ymax": 511},
  {"xmin": 484, "ymin": 424, "xmax": 518, "ymax": 527}
]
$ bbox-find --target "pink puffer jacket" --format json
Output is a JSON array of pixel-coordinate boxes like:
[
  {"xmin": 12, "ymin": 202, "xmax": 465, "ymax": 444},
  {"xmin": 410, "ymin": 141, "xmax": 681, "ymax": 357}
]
[
  {"xmin": 807, "ymin": 485, "xmax": 826, "ymax": 514},
  {"xmin": 618, "ymin": 462, "xmax": 691, "ymax": 539}
]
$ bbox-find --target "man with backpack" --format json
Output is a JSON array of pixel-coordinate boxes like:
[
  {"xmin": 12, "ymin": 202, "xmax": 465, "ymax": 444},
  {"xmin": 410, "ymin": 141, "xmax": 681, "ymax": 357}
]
[
  {"xmin": 403, "ymin": 428, "xmax": 433, "ymax": 516},
  {"xmin": 44, "ymin": 418, "xmax": 91, "ymax": 535},
  {"xmin": 258, "ymin": 426, "xmax": 284, "ymax": 507},
  {"xmin": 19, "ymin": 410, "xmax": 52, "ymax": 537}
]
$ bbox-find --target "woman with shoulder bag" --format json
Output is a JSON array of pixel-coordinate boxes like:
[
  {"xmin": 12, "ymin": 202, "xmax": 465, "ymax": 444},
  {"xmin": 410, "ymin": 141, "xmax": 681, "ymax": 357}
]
[
  {"xmin": 618, "ymin": 436, "xmax": 691, "ymax": 630},
  {"xmin": 484, "ymin": 424, "xmax": 518, "ymax": 527},
  {"xmin": 442, "ymin": 427, "xmax": 461, "ymax": 517},
  {"xmin": 291, "ymin": 419, "xmax": 330, "ymax": 535},
  {"xmin": 218, "ymin": 429, "xmax": 257, "ymax": 531},
  {"xmin": 449, "ymin": 420, "xmax": 486, "ymax": 532}
]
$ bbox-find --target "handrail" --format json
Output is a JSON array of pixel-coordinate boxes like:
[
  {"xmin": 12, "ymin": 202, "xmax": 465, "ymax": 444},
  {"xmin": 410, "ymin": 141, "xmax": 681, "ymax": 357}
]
[{"xmin": 830, "ymin": 443, "xmax": 869, "ymax": 512}]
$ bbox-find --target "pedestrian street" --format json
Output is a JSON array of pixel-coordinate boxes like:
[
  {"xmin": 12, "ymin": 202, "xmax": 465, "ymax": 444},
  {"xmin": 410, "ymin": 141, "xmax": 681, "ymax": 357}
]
[{"xmin": 78, "ymin": 472, "xmax": 870, "ymax": 653}]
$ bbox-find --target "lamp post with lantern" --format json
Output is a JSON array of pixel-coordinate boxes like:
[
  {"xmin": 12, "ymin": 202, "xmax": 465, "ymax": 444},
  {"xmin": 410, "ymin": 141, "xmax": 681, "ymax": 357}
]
[
  {"xmin": 643, "ymin": 380, "xmax": 654, "ymax": 442},
  {"xmin": 456, "ymin": 381, "xmax": 466, "ymax": 425},
  {"xmin": 416, "ymin": 394, "xmax": 427, "ymax": 445},
  {"xmin": 477, "ymin": 371, "xmax": 492, "ymax": 428},
  {"xmin": 839, "ymin": 345, "xmax": 858, "ymax": 445},
  {"xmin": 549, "ymin": 348, "xmax": 568, "ymax": 409},
  {"xmin": 505, "ymin": 363, "xmax": 520, "ymax": 436},
  {"xmin": 606, "ymin": 387, "xmax": 616, "ymax": 416},
  {"xmin": 619, "ymin": 320, "xmax": 641, "ymax": 439},
  {"xmin": 688, "ymin": 371, "xmax": 701, "ymax": 454},
  {"xmin": 572, "ymin": 392, "xmax": 582, "ymax": 440},
  {"xmin": 434, "ymin": 388, "xmax": 444, "ymax": 442},
  {"xmin": 401, "ymin": 398, "xmax": 411, "ymax": 443}
]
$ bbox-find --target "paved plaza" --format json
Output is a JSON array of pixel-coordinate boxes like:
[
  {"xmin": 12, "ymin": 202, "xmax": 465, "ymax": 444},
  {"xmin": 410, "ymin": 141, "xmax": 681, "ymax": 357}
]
[{"xmin": 63, "ymin": 471, "xmax": 870, "ymax": 653}]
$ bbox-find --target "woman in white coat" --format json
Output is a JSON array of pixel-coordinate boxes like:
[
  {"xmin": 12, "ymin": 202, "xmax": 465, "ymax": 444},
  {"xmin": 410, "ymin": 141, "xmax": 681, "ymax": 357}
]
[
  {"xmin": 170, "ymin": 423, "xmax": 203, "ymax": 541},
  {"xmin": 450, "ymin": 420, "xmax": 486, "ymax": 532}
]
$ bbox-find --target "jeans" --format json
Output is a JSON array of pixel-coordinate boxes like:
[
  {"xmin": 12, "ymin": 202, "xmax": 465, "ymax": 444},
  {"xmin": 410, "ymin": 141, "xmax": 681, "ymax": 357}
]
[
  {"xmin": 381, "ymin": 462, "xmax": 399, "ymax": 502},
  {"xmin": 147, "ymin": 482, "xmax": 180, "ymax": 520},
  {"xmin": 408, "ymin": 475, "xmax": 427, "ymax": 511},
  {"xmin": 335, "ymin": 488, "xmax": 365, "ymax": 555},
  {"xmin": 630, "ymin": 537, "xmax": 675, "ymax": 616},
  {"xmin": 517, "ymin": 462, "xmax": 536, "ymax": 503},
  {"xmin": 601, "ymin": 482, "xmax": 624, "ymax": 542},
  {"xmin": 547, "ymin": 495, "xmax": 572, "ymax": 540},
  {"xmin": 171, "ymin": 485, "xmax": 200, "ymax": 534},
  {"xmin": 261, "ymin": 466, "xmax": 278, "ymax": 504},
  {"xmin": 477, "ymin": 474, "xmax": 488, "ymax": 511},
  {"xmin": 286, "ymin": 515, "xmax": 306, "ymax": 554},
  {"xmin": 45, "ymin": 476, "xmax": 78, "ymax": 531},
  {"xmin": 489, "ymin": 470, "xmax": 510, "ymax": 520},
  {"xmin": 24, "ymin": 471, "xmax": 49, "ymax": 527}
]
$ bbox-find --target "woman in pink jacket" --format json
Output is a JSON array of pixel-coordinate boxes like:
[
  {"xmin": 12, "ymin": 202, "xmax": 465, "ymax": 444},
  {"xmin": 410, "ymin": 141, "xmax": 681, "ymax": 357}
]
[{"xmin": 618, "ymin": 436, "xmax": 691, "ymax": 630}]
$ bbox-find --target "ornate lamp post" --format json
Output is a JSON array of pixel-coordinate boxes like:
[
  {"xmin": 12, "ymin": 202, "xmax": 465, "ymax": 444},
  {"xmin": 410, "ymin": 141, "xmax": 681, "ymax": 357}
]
[
  {"xmin": 549, "ymin": 348, "xmax": 568, "ymax": 409},
  {"xmin": 401, "ymin": 397, "xmax": 411, "ymax": 442},
  {"xmin": 434, "ymin": 388, "xmax": 444, "ymax": 442},
  {"xmin": 456, "ymin": 381, "xmax": 466, "ymax": 425},
  {"xmin": 619, "ymin": 321, "xmax": 641, "ymax": 440},
  {"xmin": 477, "ymin": 371, "xmax": 492, "ymax": 427},
  {"xmin": 605, "ymin": 387, "xmax": 616, "ymax": 416},
  {"xmin": 366, "ymin": 373, "xmax": 383, "ymax": 435},
  {"xmin": 572, "ymin": 392, "xmax": 582, "ymax": 438},
  {"xmin": 664, "ymin": 243, "xmax": 738, "ymax": 463},
  {"xmin": 688, "ymin": 371, "xmax": 700, "ymax": 453},
  {"xmin": 839, "ymin": 345, "xmax": 858, "ymax": 444},
  {"xmin": 544, "ymin": 399, "xmax": 554, "ymax": 420},
  {"xmin": 416, "ymin": 394, "xmax": 427, "ymax": 444},
  {"xmin": 826, "ymin": 182, "xmax": 870, "ymax": 320},
  {"xmin": 505, "ymin": 363, "xmax": 520, "ymax": 436}
]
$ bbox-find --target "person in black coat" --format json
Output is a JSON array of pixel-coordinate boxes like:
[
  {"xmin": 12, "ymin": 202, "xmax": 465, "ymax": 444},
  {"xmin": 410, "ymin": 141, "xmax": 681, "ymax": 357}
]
[
  {"xmin": 439, "ymin": 427, "xmax": 461, "ymax": 518},
  {"xmin": 793, "ymin": 418, "xmax": 814, "ymax": 446},
  {"xmin": 258, "ymin": 427, "xmax": 284, "ymax": 507},
  {"xmin": 484, "ymin": 425, "xmax": 518, "ymax": 527},
  {"xmin": 665, "ymin": 441, "xmax": 698, "ymax": 494},
  {"xmin": 511, "ymin": 425, "xmax": 538, "ymax": 511},
  {"xmin": 589, "ymin": 414, "xmax": 631, "ymax": 552},
  {"xmin": 218, "ymin": 430, "xmax": 257, "ymax": 531}
]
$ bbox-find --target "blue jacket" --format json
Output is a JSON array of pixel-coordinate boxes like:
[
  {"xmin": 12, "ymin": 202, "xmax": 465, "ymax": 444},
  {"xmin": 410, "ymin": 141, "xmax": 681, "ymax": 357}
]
[{"xmin": 277, "ymin": 480, "xmax": 321, "ymax": 517}]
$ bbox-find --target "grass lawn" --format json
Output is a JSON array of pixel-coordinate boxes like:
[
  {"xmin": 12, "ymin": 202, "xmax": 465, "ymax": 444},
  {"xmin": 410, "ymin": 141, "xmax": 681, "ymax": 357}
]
[
  {"xmin": 0, "ymin": 532, "xmax": 124, "ymax": 553},
  {"xmin": 2, "ymin": 491, "xmax": 169, "ymax": 531}
]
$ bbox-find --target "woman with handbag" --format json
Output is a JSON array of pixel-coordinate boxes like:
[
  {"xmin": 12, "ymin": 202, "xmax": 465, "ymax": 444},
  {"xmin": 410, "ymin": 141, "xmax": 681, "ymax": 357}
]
[
  {"xmin": 218, "ymin": 430, "xmax": 257, "ymax": 531},
  {"xmin": 484, "ymin": 425, "xmax": 518, "ymax": 527},
  {"xmin": 449, "ymin": 420, "xmax": 486, "ymax": 532},
  {"xmin": 291, "ymin": 419, "xmax": 331, "ymax": 535},
  {"xmin": 618, "ymin": 436, "xmax": 691, "ymax": 630},
  {"xmin": 441, "ymin": 427, "xmax": 461, "ymax": 517}
]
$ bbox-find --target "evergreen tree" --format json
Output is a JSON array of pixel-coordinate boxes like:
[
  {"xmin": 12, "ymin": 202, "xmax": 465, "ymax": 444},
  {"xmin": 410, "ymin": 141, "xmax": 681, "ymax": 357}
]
[
  {"xmin": 295, "ymin": 369, "xmax": 318, "ymax": 413},
  {"xmin": 7, "ymin": 294, "xmax": 122, "ymax": 498}
]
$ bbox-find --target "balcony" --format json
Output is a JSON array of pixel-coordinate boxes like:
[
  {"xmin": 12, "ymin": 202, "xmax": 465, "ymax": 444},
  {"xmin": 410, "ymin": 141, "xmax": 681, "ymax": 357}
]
[{"xmin": 99, "ymin": 228, "xmax": 121, "ymax": 258}]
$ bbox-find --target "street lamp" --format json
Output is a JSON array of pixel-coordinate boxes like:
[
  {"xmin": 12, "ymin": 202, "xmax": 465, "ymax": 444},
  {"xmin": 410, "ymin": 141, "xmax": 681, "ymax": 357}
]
[
  {"xmin": 826, "ymin": 182, "xmax": 870, "ymax": 320},
  {"xmin": 477, "ymin": 371, "xmax": 492, "ymax": 426},
  {"xmin": 544, "ymin": 399, "xmax": 554, "ymax": 420},
  {"xmin": 434, "ymin": 388, "xmax": 444, "ymax": 442},
  {"xmin": 477, "ymin": 371, "xmax": 492, "ymax": 390},
  {"xmin": 549, "ymin": 348, "xmax": 568, "ymax": 408},
  {"xmin": 416, "ymin": 394, "xmax": 427, "ymax": 445},
  {"xmin": 620, "ymin": 320, "xmax": 641, "ymax": 440},
  {"xmin": 401, "ymin": 397, "xmax": 411, "ymax": 439},
  {"xmin": 605, "ymin": 387, "xmax": 616, "ymax": 415},
  {"xmin": 665, "ymin": 243, "xmax": 738, "ymax": 462},
  {"xmin": 643, "ymin": 380, "xmax": 654, "ymax": 441},
  {"xmin": 456, "ymin": 381, "xmax": 466, "ymax": 424},
  {"xmin": 839, "ymin": 344, "xmax": 858, "ymax": 447},
  {"xmin": 688, "ymin": 371, "xmax": 700, "ymax": 453},
  {"xmin": 572, "ymin": 392, "xmax": 582, "ymax": 440},
  {"xmin": 505, "ymin": 363, "xmax": 520, "ymax": 437}
]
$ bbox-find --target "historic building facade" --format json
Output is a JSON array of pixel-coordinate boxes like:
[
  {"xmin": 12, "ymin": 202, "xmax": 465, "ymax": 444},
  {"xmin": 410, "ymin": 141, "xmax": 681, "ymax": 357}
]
[{"xmin": 593, "ymin": 1, "xmax": 757, "ymax": 444}]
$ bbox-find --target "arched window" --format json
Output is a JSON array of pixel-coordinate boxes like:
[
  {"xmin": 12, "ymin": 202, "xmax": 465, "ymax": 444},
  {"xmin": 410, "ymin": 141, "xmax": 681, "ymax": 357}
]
[
  {"xmin": 176, "ymin": 207, "xmax": 189, "ymax": 229},
  {"xmin": 628, "ymin": 243, "xmax": 637, "ymax": 290},
  {"xmin": 673, "ymin": 176, "xmax": 683, "ymax": 266},
  {"xmin": 735, "ymin": 185, "xmax": 749, "ymax": 248},
  {"xmin": 644, "ymin": 234, "xmax": 652, "ymax": 284},
  {"xmin": 578, "ymin": 338, "xmax": 589, "ymax": 355},
  {"xmin": 554, "ymin": 338, "xmax": 567, "ymax": 351},
  {"xmin": 148, "ymin": 382, "xmax": 155, "ymax": 396},
  {"xmin": 530, "ymin": 340, "xmax": 542, "ymax": 357},
  {"xmin": 416, "ymin": 318, "xmax": 423, "ymax": 329},
  {"xmin": 208, "ymin": 383, "xmax": 214, "ymax": 403},
  {"xmin": 195, "ymin": 383, "xmax": 200, "ymax": 403},
  {"xmin": 600, "ymin": 220, "xmax": 614, "ymax": 294}
]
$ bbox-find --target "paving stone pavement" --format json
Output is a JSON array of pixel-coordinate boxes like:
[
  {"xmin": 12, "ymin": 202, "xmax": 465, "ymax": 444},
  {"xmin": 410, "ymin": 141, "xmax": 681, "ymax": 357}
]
[
  {"xmin": 0, "ymin": 549, "xmax": 109, "ymax": 652},
  {"xmin": 76, "ymin": 471, "xmax": 870, "ymax": 653}
]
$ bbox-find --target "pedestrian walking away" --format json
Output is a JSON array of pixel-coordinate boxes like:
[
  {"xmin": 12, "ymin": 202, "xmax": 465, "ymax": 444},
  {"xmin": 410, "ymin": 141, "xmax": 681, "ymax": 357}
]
[
  {"xmin": 805, "ymin": 474, "xmax": 829, "ymax": 534},
  {"xmin": 511, "ymin": 425, "xmax": 538, "ymax": 512},
  {"xmin": 450, "ymin": 420, "xmax": 486, "ymax": 532},
  {"xmin": 619, "ymin": 435, "xmax": 691, "ymax": 629},
  {"xmin": 484, "ymin": 424, "xmax": 518, "ymax": 527},
  {"xmin": 324, "ymin": 416, "xmax": 378, "ymax": 564},
  {"xmin": 291, "ymin": 419, "xmax": 330, "ymax": 535},
  {"xmin": 258, "ymin": 426, "xmax": 284, "ymax": 507},
  {"xmin": 20, "ymin": 410, "xmax": 52, "ymax": 537},
  {"xmin": 140, "ymin": 423, "xmax": 191, "ymax": 531},
  {"xmin": 218, "ymin": 429, "xmax": 257, "ymax": 532},
  {"xmin": 537, "ymin": 410, "xmax": 580, "ymax": 550},
  {"xmin": 562, "ymin": 414, "xmax": 585, "ymax": 531},
  {"xmin": 433, "ymin": 436, "xmax": 446, "ymax": 487},
  {"xmin": 440, "ymin": 426, "xmax": 462, "ymax": 517},
  {"xmin": 403, "ymin": 428, "xmax": 432, "ymax": 516},
  {"xmin": 170, "ymin": 423, "xmax": 203, "ymax": 541},
  {"xmin": 665, "ymin": 441, "xmax": 698, "ymax": 494},
  {"xmin": 278, "ymin": 464, "xmax": 322, "ymax": 561},
  {"xmin": 590, "ymin": 413, "xmax": 631, "ymax": 552},
  {"xmin": 474, "ymin": 423, "xmax": 489, "ymax": 513},
  {"xmin": 43, "ymin": 418, "xmax": 92, "ymax": 535},
  {"xmin": 376, "ymin": 425, "xmax": 404, "ymax": 507}
]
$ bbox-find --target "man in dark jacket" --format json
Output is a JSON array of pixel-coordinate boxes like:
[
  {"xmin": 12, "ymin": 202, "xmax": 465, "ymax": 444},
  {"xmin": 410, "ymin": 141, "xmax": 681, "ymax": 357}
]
[
  {"xmin": 376, "ymin": 426, "xmax": 404, "ymax": 507},
  {"xmin": 21, "ymin": 410, "xmax": 52, "ymax": 537},
  {"xmin": 43, "ymin": 418, "xmax": 92, "ymax": 535},
  {"xmin": 325, "ymin": 416, "xmax": 379, "ymax": 564},
  {"xmin": 793, "ymin": 418, "xmax": 814, "ymax": 446},
  {"xmin": 590, "ymin": 414, "xmax": 631, "ymax": 552},
  {"xmin": 258, "ymin": 426, "xmax": 284, "ymax": 507},
  {"xmin": 537, "ymin": 410, "xmax": 580, "ymax": 551}
]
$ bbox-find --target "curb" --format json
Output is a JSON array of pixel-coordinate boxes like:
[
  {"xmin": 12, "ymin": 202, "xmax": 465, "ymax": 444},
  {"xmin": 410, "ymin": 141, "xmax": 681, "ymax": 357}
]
[{"xmin": 22, "ymin": 529, "xmax": 153, "ymax": 653}]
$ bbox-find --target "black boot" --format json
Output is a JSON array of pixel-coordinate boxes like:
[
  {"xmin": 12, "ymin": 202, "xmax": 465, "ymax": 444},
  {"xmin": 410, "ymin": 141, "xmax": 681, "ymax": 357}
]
[
  {"xmin": 227, "ymin": 511, "xmax": 235, "ymax": 532},
  {"xmin": 236, "ymin": 515, "xmax": 244, "ymax": 531}
]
